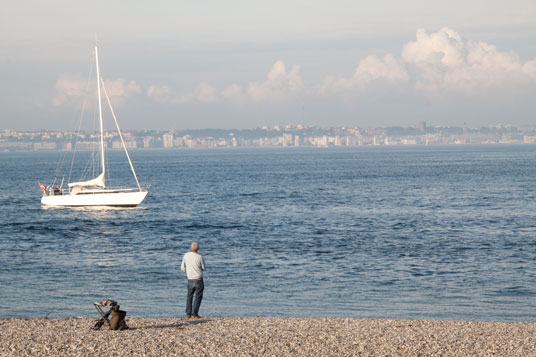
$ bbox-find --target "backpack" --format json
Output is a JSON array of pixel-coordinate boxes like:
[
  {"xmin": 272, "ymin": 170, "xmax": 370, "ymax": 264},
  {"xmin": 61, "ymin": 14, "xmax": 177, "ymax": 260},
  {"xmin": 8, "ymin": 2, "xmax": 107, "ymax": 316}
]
[{"xmin": 109, "ymin": 305, "xmax": 128, "ymax": 330}]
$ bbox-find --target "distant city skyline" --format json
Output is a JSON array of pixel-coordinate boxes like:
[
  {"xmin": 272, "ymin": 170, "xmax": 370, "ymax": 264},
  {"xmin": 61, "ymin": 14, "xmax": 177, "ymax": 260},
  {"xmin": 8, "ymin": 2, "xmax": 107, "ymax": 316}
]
[
  {"xmin": 4, "ymin": 122, "xmax": 536, "ymax": 151},
  {"xmin": 2, "ymin": 1, "xmax": 536, "ymax": 131}
]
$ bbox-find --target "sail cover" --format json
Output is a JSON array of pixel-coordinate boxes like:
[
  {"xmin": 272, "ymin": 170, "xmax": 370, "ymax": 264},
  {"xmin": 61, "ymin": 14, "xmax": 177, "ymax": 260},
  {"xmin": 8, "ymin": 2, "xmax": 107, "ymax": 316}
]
[{"xmin": 68, "ymin": 172, "xmax": 105, "ymax": 188}]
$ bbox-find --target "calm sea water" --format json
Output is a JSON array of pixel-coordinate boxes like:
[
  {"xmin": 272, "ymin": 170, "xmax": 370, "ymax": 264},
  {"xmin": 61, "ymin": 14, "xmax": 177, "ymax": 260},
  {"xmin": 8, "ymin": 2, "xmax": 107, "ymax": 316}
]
[{"xmin": 1, "ymin": 146, "xmax": 535, "ymax": 321}]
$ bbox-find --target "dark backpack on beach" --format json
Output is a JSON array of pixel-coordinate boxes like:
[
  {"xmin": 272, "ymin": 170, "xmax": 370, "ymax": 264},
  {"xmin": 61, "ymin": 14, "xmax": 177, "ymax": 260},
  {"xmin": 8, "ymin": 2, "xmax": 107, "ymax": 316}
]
[
  {"xmin": 109, "ymin": 305, "xmax": 128, "ymax": 330},
  {"xmin": 92, "ymin": 305, "xmax": 128, "ymax": 331}
]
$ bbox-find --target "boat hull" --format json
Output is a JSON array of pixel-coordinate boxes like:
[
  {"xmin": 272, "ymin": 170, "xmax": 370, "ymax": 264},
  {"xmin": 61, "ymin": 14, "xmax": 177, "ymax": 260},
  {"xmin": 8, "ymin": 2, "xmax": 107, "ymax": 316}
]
[{"xmin": 41, "ymin": 190, "xmax": 148, "ymax": 207}]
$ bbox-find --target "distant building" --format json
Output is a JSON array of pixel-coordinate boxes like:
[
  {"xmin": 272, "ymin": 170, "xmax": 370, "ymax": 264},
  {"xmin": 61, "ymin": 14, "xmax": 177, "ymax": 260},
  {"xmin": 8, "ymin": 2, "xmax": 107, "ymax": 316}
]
[
  {"xmin": 524, "ymin": 135, "xmax": 536, "ymax": 144},
  {"xmin": 174, "ymin": 137, "xmax": 184, "ymax": 147},
  {"xmin": 113, "ymin": 140, "xmax": 137, "ymax": 149},
  {"xmin": 403, "ymin": 138, "xmax": 417, "ymax": 145},
  {"xmin": 33, "ymin": 142, "xmax": 57, "ymax": 150},
  {"xmin": 183, "ymin": 135, "xmax": 193, "ymax": 148},
  {"xmin": 282, "ymin": 133, "xmax": 293, "ymax": 147},
  {"xmin": 163, "ymin": 133, "xmax": 174, "ymax": 148},
  {"xmin": 313, "ymin": 136, "xmax": 328, "ymax": 147},
  {"xmin": 143, "ymin": 137, "xmax": 152, "ymax": 148},
  {"xmin": 417, "ymin": 121, "xmax": 426, "ymax": 132},
  {"xmin": 76, "ymin": 141, "xmax": 104, "ymax": 150}
]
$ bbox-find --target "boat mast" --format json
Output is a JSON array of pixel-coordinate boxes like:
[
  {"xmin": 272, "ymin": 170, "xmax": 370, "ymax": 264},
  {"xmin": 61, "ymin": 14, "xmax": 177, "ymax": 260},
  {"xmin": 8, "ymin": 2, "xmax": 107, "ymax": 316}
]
[{"xmin": 95, "ymin": 45, "xmax": 106, "ymax": 187}]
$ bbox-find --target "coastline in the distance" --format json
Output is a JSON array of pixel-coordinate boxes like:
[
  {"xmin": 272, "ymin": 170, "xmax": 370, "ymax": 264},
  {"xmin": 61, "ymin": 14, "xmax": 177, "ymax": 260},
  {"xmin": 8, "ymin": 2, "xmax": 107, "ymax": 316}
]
[{"xmin": 2, "ymin": 123, "xmax": 536, "ymax": 151}]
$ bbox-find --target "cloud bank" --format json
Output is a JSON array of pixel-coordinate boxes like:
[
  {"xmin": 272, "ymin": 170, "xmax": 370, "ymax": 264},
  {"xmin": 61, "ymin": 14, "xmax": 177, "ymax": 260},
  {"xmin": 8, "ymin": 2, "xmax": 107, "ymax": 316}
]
[
  {"xmin": 319, "ymin": 54, "xmax": 409, "ymax": 93},
  {"xmin": 402, "ymin": 27, "xmax": 536, "ymax": 95},
  {"xmin": 155, "ymin": 28, "xmax": 536, "ymax": 105},
  {"xmin": 247, "ymin": 61, "xmax": 303, "ymax": 102},
  {"xmin": 52, "ymin": 74, "xmax": 87, "ymax": 107},
  {"xmin": 54, "ymin": 28, "xmax": 536, "ymax": 110},
  {"xmin": 53, "ymin": 75, "xmax": 141, "ymax": 108},
  {"xmin": 145, "ymin": 61, "xmax": 304, "ymax": 105}
]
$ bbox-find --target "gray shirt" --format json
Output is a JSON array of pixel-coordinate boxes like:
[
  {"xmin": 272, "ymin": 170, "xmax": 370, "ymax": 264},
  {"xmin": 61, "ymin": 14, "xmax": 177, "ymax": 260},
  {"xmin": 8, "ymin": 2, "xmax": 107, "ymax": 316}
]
[{"xmin": 181, "ymin": 251, "xmax": 205, "ymax": 279}]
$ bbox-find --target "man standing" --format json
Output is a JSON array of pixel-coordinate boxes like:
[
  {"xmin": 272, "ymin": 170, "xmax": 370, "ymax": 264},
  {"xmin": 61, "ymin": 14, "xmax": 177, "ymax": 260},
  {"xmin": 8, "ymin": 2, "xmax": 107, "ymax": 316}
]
[{"xmin": 181, "ymin": 242, "xmax": 205, "ymax": 319}]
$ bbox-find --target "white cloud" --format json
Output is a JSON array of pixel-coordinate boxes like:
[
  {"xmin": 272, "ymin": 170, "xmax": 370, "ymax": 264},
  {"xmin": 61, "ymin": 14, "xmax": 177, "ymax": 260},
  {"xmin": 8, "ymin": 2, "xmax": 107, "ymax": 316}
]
[
  {"xmin": 147, "ymin": 85, "xmax": 171, "ymax": 102},
  {"xmin": 247, "ymin": 61, "xmax": 303, "ymax": 102},
  {"xmin": 523, "ymin": 59, "xmax": 536, "ymax": 81},
  {"xmin": 155, "ymin": 61, "xmax": 303, "ymax": 105},
  {"xmin": 317, "ymin": 27, "xmax": 536, "ymax": 97},
  {"xmin": 194, "ymin": 82, "xmax": 218, "ymax": 102},
  {"xmin": 402, "ymin": 27, "xmax": 464, "ymax": 68},
  {"xmin": 102, "ymin": 78, "xmax": 141, "ymax": 107},
  {"xmin": 221, "ymin": 84, "xmax": 245, "ymax": 104},
  {"xmin": 320, "ymin": 54, "xmax": 409, "ymax": 93},
  {"xmin": 147, "ymin": 82, "xmax": 221, "ymax": 105},
  {"xmin": 143, "ymin": 28, "xmax": 536, "ymax": 108},
  {"xmin": 53, "ymin": 74, "xmax": 141, "ymax": 108},
  {"xmin": 402, "ymin": 27, "xmax": 536, "ymax": 94},
  {"xmin": 103, "ymin": 79, "xmax": 141, "ymax": 97},
  {"xmin": 173, "ymin": 82, "xmax": 218, "ymax": 104},
  {"xmin": 52, "ymin": 74, "xmax": 86, "ymax": 107}
]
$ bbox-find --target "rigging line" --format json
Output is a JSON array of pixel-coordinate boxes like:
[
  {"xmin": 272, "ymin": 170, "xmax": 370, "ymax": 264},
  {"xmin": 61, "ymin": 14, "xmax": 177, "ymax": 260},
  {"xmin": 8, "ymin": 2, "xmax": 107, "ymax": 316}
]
[
  {"xmin": 81, "ymin": 151, "xmax": 95, "ymax": 182},
  {"xmin": 54, "ymin": 131, "xmax": 81, "ymax": 188},
  {"xmin": 52, "ymin": 136, "xmax": 68, "ymax": 186},
  {"xmin": 100, "ymin": 76, "xmax": 142, "ymax": 191},
  {"xmin": 68, "ymin": 56, "xmax": 95, "ymax": 187},
  {"xmin": 104, "ymin": 148, "xmax": 111, "ymax": 186},
  {"xmin": 75, "ymin": 113, "xmax": 98, "ymax": 183},
  {"xmin": 52, "ymin": 52, "xmax": 93, "ymax": 188},
  {"xmin": 78, "ymin": 70, "xmax": 100, "ymax": 183}
]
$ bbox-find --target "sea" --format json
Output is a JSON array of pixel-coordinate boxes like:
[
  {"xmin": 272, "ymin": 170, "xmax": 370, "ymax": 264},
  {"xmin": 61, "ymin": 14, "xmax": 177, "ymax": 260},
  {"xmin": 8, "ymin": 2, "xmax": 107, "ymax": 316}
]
[{"xmin": 1, "ymin": 145, "xmax": 535, "ymax": 321}]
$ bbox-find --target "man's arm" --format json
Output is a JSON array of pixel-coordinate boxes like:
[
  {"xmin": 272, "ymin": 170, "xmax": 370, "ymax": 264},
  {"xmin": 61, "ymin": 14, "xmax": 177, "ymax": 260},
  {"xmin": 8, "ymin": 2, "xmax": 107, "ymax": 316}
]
[
  {"xmin": 181, "ymin": 255, "xmax": 186, "ymax": 272},
  {"xmin": 200, "ymin": 256, "xmax": 205, "ymax": 271}
]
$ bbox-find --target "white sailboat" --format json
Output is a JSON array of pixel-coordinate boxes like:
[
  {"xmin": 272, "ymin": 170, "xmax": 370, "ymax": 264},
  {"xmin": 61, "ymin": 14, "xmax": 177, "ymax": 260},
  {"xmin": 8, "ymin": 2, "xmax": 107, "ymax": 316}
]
[{"xmin": 40, "ymin": 45, "xmax": 148, "ymax": 207}]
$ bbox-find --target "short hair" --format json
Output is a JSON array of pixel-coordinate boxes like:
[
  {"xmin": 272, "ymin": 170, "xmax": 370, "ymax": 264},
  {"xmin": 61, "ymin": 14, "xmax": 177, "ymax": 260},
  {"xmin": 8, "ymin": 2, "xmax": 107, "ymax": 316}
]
[{"xmin": 190, "ymin": 242, "xmax": 199, "ymax": 252}]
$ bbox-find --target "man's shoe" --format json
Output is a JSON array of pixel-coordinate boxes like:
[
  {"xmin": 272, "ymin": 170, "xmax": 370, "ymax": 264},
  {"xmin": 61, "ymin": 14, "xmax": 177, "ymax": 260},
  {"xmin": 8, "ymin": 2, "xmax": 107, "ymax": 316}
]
[
  {"xmin": 186, "ymin": 314, "xmax": 192, "ymax": 319},
  {"xmin": 192, "ymin": 315, "xmax": 202, "ymax": 319}
]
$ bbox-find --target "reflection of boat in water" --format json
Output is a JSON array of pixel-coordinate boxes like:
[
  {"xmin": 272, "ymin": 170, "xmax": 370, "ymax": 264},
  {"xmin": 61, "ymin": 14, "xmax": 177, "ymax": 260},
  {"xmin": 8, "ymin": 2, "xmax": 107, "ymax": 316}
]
[{"xmin": 40, "ymin": 45, "xmax": 148, "ymax": 207}]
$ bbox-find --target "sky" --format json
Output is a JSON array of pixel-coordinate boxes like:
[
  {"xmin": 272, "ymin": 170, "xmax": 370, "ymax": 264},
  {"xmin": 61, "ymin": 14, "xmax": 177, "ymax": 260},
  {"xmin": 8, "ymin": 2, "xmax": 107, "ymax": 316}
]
[{"xmin": 2, "ymin": 0, "xmax": 536, "ymax": 130}]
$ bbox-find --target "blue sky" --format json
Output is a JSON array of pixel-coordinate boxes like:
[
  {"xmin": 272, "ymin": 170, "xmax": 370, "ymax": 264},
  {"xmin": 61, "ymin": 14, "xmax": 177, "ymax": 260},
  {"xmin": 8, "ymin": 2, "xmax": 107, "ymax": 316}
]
[{"xmin": 2, "ymin": 1, "xmax": 536, "ymax": 130}]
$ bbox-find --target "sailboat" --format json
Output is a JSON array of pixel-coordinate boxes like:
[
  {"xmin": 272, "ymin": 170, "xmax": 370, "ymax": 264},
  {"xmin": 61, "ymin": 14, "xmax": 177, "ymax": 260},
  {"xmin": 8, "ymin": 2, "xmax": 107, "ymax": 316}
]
[{"xmin": 40, "ymin": 45, "xmax": 149, "ymax": 207}]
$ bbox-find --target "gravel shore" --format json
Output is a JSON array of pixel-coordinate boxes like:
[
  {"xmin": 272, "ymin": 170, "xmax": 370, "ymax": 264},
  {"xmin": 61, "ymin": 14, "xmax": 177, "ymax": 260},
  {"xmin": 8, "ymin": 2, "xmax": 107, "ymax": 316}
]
[{"xmin": 1, "ymin": 317, "xmax": 535, "ymax": 356}]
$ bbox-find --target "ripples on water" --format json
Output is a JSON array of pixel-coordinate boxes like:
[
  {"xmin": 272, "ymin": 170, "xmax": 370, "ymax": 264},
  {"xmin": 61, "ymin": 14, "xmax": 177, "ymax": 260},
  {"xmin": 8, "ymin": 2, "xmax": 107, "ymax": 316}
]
[{"xmin": 0, "ymin": 146, "xmax": 535, "ymax": 321}]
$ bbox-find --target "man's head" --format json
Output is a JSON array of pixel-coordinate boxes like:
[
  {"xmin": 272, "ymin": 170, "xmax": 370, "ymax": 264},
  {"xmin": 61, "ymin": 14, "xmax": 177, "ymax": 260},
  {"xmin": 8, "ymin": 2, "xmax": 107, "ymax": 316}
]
[{"xmin": 190, "ymin": 242, "xmax": 199, "ymax": 252}]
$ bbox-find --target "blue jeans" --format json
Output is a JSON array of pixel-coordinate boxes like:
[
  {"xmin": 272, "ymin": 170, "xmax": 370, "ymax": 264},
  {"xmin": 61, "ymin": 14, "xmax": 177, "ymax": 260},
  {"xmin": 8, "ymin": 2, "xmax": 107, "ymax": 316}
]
[{"xmin": 186, "ymin": 278, "xmax": 204, "ymax": 316}]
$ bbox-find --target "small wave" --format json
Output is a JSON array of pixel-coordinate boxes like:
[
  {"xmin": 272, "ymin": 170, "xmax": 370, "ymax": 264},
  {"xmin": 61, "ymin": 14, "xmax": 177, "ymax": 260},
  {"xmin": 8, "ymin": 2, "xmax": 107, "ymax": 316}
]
[
  {"xmin": 183, "ymin": 223, "xmax": 245, "ymax": 230},
  {"xmin": 239, "ymin": 192, "xmax": 261, "ymax": 197},
  {"xmin": 411, "ymin": 270, "xmax": 434, "ymax": 277},
  {"xmin": 1, "ymin": 222, "xmax": 26, "ymax": 227},
  {"xmin": 25, "ymin": 225, "xmax": 57, "ymax": 232},
  {"xmin": 491, "ymin": 286, "xmax": 534, "ymax": 297}
]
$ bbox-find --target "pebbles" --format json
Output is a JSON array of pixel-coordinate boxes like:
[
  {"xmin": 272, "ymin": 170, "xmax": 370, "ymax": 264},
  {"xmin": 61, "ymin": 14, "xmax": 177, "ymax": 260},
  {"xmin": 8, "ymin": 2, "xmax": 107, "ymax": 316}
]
[{"xmin": 0, "ymin": 317, "xmax": 535, "ymax": 356}]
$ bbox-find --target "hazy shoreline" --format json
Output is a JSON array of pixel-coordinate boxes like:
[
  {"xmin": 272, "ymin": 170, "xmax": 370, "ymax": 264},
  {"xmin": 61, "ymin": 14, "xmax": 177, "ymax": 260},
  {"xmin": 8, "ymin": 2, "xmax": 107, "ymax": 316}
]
[{"xmin": 1, "ymin": 317, "xmax": 535, "ymax": 356}]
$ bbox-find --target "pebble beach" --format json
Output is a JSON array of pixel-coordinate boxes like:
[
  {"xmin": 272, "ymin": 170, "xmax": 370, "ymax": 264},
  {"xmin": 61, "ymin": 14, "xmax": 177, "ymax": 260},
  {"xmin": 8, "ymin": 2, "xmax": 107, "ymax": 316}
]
[{"xmin": 1, "ymin": 317, "xmax": 535, "ymax": 356}]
